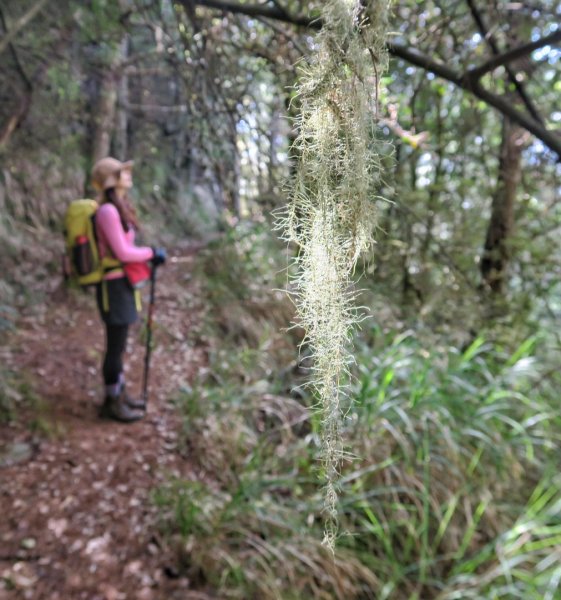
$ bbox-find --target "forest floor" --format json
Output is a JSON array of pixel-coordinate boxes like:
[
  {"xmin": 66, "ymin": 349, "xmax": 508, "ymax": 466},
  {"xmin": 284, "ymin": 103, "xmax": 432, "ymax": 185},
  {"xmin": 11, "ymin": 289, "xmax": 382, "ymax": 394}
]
[{"xmin": 0, "ymin": 249, "xmax": 215, "ymax": 600}]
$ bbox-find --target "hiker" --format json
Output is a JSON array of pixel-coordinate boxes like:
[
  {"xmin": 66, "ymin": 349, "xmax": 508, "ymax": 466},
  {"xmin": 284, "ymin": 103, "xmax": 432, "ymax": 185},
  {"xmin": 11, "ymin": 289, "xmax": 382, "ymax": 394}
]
[{"xmin": 91, "ymin": 157, "xmax": 166, "ymax": 423}]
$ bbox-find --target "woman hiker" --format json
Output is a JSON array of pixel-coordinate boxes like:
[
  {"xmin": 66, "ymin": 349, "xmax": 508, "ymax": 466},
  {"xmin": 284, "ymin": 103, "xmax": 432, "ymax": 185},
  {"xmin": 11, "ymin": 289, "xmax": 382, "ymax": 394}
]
[{"xmin": 91, "ymin": 157, "xmax": 166, "ymax": 423}]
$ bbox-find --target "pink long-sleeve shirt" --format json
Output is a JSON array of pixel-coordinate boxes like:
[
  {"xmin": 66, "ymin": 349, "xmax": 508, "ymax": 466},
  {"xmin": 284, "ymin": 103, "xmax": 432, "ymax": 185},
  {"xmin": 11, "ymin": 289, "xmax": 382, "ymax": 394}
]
[{"xmin": 96, "ymin": 203, "xmax": 153, "ymax": 280}]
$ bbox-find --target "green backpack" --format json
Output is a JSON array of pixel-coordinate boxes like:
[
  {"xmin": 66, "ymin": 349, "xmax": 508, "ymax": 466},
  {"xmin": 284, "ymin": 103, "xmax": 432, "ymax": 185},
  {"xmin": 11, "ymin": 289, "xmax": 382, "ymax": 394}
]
[{"xmin": 63, "ymin": 199, "xmax": 120, "ymax": 286}]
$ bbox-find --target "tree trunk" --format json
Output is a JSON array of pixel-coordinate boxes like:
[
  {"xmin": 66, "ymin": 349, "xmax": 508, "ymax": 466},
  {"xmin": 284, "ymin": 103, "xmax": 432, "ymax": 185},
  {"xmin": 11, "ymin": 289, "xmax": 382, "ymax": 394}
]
[
  {"xmin": 231, "ymin": 143, "xmax": 241, "ymax": 218},
  {"xmin": 0, "ymin": 19, "xmax": 70, "ymax": 151},
  {"xmin": 114, "ymin": 36, "xmax": 130, "ymax": 160},
  {"xmin": 480, "ymin": 117, "xmax": 524, "ymax": 294},
  {"xmin": 91, "ymin": 71, "xmax": 118, "ymax": 164}
]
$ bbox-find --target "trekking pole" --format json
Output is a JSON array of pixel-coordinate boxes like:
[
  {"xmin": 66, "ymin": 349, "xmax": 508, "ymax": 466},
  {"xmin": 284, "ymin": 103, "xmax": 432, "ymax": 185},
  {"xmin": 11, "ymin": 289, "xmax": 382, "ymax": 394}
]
[{"xmin": 142, "ymin": 264, "xmax": 158, "ymax": 408}]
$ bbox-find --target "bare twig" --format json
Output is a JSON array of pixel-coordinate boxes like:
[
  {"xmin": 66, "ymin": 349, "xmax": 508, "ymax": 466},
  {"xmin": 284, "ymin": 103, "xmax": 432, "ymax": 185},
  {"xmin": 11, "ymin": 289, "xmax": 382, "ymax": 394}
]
[
  {"xmin": 0, "ymin": 5, "xmax": 33, "ymax": 148},
  {"xmin": 0, "ymin": 0, "xmax": 51, "ymax": 56}
]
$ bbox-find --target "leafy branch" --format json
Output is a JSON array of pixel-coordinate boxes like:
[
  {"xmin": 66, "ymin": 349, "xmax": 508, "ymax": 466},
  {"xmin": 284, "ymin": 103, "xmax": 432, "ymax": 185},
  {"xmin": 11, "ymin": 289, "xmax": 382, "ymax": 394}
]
[{"xmin": 185, "ymin": 0, "xmax": 561, "ymax": 159}]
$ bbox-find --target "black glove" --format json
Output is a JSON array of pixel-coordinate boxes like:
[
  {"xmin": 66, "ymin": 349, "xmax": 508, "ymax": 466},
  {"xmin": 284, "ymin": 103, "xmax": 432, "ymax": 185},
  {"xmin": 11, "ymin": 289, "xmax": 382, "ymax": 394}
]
[{"xmin": 151, "ymin": 247, "xmax": 167, "ymax": 266}]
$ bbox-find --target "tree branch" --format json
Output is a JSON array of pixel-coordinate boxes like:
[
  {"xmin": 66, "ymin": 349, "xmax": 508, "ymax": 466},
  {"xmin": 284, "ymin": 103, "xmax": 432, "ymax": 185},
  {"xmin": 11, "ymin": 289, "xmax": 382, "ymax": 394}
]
[
  {"xmin": 0, "ymin": 5, "xmax": 32, "ymax": 92},
  {"xmin": 0, "ymin": 0, "xmax": 51, "ymax": 56},
  {"xmin": 184, "ymin": 0, "xmax": 322, "ymax": 29},
  {"xmin": 465, "ymin": 0, "xmax": 543, "ymax": 125},
  {"xmin": 391, "ymin": 43, "xmax": 561, "ymax": 159},
  {"xmin": 188, "ymin": 0, "xmax": 561, "ymax": 159},
  {"xmin": 0, "ymin": 17, "xmax": 74, "ymax": 151},
  {"xmin": 468, "ymin": 29, "xmax": 561, "ymax": 80},
  {"xmin": 0, "ymin": 5, "xmax": 33, "ymax": 149}
]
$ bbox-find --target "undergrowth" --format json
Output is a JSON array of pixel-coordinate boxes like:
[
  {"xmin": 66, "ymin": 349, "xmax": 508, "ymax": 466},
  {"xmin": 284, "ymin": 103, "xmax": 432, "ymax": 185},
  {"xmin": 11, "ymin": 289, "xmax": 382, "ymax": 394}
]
[
  {"xmin": 0, "ymin": 214, "xmax": 63, "ymax": 310},
  {"xmin": 0, "ymin": 368, "xmax": 26, "ymax": 423},
  {"xmin": 156, "ymin": 332, "xmax": 561, "ymax": 599},
  {"xmin": 193, "ymin": 222, "xmax": 298, "ymax": 358},
  {"xmin": 154, "ymin": 229, "xmax": 561, "ymax": 599},
  {"xmin": 0, "ymin": 366, "xmax": 49, "ymax": 430}
]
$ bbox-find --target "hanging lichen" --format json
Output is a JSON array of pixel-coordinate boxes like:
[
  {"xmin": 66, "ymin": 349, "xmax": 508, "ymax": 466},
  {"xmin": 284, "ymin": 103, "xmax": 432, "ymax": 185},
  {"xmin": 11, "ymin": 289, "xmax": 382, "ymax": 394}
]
[{"xmin": 279, "ymin": 0, "xmax": 390, "ymax": 551}]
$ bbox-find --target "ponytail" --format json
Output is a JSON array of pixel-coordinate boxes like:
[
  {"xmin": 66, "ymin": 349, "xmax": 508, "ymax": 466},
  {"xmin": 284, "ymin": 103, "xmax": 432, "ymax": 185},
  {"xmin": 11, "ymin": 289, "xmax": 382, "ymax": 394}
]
[{"xmin": 103, "ymin": 187, "xmax": 139, "ymax": 231}]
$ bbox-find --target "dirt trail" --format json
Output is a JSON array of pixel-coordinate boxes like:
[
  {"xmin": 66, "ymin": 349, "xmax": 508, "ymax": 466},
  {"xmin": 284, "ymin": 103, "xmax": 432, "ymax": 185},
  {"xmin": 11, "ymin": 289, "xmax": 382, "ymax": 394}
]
[{"xmin": 0, "ymin": 254, "xmax": 210, "ymax": 600}]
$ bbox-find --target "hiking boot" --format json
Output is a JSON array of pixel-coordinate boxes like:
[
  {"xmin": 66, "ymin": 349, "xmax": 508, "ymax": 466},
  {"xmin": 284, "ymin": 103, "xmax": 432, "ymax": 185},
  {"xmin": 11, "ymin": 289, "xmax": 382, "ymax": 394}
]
[
  {"xmin": 99, "ymin": 391, "xmax": 144, "ymax": 423},
  {"xmin": 122, "ymin": 384, "xmax": 146, "ymax": 411}
]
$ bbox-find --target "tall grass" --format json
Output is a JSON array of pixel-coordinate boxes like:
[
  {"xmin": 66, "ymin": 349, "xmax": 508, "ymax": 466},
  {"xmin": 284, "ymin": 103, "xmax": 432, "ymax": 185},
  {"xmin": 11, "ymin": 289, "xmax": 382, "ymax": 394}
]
[{"xmin": 336, "ymin": 330, "xmax": 561, "ymax": 599}]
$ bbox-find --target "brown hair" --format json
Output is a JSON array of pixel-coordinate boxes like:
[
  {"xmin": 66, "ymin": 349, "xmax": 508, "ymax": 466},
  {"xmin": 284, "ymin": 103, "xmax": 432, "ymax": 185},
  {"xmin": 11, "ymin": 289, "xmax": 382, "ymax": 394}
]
[{"xmin": 103, "ymin": 187, "xmax": 139, "ymax": 231}]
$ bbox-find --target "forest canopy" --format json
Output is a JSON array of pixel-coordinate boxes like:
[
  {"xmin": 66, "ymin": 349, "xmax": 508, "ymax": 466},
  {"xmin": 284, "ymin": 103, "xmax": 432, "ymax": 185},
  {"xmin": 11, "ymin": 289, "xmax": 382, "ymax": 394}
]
[{"xmin": 1, "ymin": 0, "xmax": 560, "ymax": 303}]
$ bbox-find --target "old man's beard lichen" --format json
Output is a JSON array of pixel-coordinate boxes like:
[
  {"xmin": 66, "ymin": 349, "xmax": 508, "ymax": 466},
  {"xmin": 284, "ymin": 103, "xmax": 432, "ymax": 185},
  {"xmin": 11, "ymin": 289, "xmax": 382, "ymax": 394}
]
[{"xmin": 279, "ymin": 0, "xmax": 390, "ymax": 551}]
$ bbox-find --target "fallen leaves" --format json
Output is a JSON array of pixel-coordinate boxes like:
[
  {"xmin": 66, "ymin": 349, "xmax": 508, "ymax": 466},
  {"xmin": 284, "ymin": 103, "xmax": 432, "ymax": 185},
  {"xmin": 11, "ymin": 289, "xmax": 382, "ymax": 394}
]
[
  {"xmin": 47, "ymin": 518, "xmax": 68, "ymax": 538},
  {"xmin": 84, "ymin": 533, "xmax": 112, "ymax": 564},
  {"xmin": 1, "ymin": 561, "xmax": 38, "ymax": 590}
]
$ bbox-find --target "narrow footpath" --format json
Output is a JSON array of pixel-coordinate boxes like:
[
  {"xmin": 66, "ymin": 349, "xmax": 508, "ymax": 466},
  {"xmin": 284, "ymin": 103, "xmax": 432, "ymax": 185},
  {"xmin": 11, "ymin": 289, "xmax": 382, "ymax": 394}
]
[{"xmin": 0, "ymin": 252, "xmax": 211, "ymax": 600}]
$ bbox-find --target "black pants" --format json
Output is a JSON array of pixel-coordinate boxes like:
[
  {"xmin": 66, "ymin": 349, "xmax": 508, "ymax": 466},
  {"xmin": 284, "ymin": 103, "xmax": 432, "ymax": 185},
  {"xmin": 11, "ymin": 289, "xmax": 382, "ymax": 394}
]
[
  {"xmin": 96, "ymin": 278, "xmax": 138, "ymax": 386},
  {"xmin": 103, "ymin": 323, "xmax": 129, "ymax": 385}
]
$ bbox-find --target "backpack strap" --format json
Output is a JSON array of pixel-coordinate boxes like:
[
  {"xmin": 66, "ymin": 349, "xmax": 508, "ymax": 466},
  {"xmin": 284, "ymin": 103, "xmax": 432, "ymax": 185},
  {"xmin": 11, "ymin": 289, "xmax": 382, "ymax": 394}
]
[
  {"xmin": 92, "ymin": 211, "xmax": 142, "ymax": 314},
  {"xmin": 93, "ymin": 212, "xmax": 124, "ymax": 312},
  {"xmin": 92, "ymin": 212, "xmax": 122, "ymax": 274},
  {"xmin": 134, "ymin": 289, "xmax": 142, "ymax": 312},
  {"xmin": 101, "ymin": 279, "xmax": 110, "ymax": 313}
]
